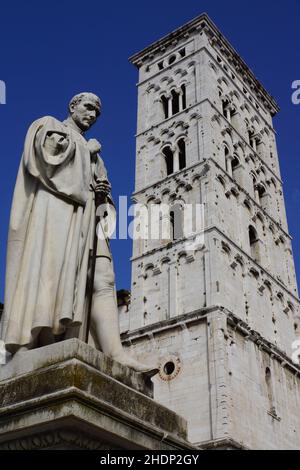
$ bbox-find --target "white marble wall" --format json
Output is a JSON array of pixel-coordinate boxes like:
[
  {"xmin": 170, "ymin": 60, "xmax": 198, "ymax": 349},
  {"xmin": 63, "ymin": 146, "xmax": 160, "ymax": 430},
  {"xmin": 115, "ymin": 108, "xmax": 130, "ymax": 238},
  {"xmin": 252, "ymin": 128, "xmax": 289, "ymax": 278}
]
[{"xmin": 124, "ymin": 16, "xmax": 300, "ymax": 449}]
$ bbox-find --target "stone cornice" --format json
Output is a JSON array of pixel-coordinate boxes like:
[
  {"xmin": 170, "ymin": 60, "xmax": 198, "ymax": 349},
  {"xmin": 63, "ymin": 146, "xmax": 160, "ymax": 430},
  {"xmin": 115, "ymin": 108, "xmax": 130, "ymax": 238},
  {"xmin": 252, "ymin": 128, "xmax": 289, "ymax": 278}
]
[
  {"xmin": 121, "ymin": 306, "xmax": 300, "ymax": 378},
  {"xmin": 130, "ymin": 223, "xmax": 299, "ymax": 304},
  {"xmin": 206, "ymin": 225, "xmax": 299, "ymax": 303},
  {"xmin": 199, "ymin": 437, "xmax": 249, "ymax": 450},
  {"xmin": 132, "ymin": 160, "xmax": 208, "ymax": 196},
  {"xmin": 225, "ymin": 309, "xmax": 300, "ymax": 377},
  {"xmin": 132, "ymin": 157, "xmax": 289, "ymax": 241},
  {"xmin": 135, "ymin": 45, "xmax": 277, "ymax": 133},
  {"xmin": 136, "ymin": 95, "xmax": 276, "ymax": 139},
  {"xmin": 129, "ymin": 13, "xmax": 209, "ymax": 65},
  {"xmin": 0, "ymin": 430, "xmax": 116, "ymax": 450},
  {"xmin": 209, "ymin": 158, "xmax": 289, "ymax": 238},
  {"xmin": 0, "ymin": 340, "xmax": 192, "ymax": 450},
  {"xmin": 129, "ymin": 13, "xmax": 279, "ymax": 116}
]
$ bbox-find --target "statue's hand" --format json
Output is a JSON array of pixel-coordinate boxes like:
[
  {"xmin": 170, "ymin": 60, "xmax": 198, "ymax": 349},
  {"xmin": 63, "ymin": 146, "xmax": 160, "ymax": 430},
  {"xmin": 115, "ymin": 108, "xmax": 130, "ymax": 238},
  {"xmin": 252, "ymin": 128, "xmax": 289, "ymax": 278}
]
[
  {"xmin": 94, "ymin": 178, "xmax": 111, "ymax": 196},
  {"xmin": 87, "ymin": 138, "xmax": 101, "ymax": 155},
  {"xmin": 44, "ymin": 132, "xmax": 70, "ymax": 155}
]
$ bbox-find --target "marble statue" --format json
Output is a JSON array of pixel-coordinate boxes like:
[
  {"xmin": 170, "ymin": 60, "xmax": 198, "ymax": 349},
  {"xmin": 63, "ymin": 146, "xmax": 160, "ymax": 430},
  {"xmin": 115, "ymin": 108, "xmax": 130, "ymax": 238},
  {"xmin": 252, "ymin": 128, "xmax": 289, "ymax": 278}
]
[{"xmin": 0, "ymin": 93, "xmax": 156, "ymax": 373}]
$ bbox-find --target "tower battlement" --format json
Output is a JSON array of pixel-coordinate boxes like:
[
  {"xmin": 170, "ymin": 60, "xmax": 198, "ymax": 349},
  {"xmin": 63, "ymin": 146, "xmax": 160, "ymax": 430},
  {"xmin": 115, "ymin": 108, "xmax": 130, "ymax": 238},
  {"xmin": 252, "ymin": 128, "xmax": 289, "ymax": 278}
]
[{"xmin": 129, "ymin": 13, "xmax": 279, "ymax": 116}]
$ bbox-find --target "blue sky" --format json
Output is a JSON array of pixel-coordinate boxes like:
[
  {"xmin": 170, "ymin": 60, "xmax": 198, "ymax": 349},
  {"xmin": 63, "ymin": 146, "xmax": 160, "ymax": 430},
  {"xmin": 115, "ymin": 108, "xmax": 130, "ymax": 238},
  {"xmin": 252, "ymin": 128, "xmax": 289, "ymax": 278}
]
[{"xmin": 0, "ymin": 0, "xmax": 299, "ymax": 301}]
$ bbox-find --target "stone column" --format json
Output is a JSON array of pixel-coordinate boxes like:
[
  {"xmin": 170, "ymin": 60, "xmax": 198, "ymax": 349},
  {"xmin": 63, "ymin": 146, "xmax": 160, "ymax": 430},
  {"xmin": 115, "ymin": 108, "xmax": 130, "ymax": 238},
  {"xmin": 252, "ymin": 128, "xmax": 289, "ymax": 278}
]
[
  {"xmin": 169, "ymin": 262, "xmax": 178, "ymax": 319},
  {"xmin": 226, "ymin": 156, "xmax": 233, "ymax": 177},
  {"xmin": 173, "ymin": 147, "xmax": 180, "ymax": 173},
  {"xmin": 257, "ymin": 140, "xmax": 266, "ymax": 159},
  {"xmin": 254, "ymin": 185, "xmax": 260, "ymax": 204},
  {"xmin": 179, "ymin": 91, "xmax": 184, "ymax": 112},
  {"xmin": 168, "ymin": 95, "xmax": 172, "ymax": 118}
]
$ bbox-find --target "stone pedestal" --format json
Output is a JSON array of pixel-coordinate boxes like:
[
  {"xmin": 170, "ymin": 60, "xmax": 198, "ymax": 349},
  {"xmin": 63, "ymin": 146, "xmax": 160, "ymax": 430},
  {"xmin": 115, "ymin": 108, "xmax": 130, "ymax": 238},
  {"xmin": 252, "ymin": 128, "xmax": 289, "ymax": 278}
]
[{"xmin": 0, "ymin": 339, "xmax": 193, "ymax": 450}]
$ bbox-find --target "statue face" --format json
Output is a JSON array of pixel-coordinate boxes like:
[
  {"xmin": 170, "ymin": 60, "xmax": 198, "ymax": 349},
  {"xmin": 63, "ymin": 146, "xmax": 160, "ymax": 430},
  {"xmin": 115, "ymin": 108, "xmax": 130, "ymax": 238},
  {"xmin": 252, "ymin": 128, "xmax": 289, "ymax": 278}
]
[{"xmin": 70, "ymin": 99, "xmax": 99, "ymax": 131}]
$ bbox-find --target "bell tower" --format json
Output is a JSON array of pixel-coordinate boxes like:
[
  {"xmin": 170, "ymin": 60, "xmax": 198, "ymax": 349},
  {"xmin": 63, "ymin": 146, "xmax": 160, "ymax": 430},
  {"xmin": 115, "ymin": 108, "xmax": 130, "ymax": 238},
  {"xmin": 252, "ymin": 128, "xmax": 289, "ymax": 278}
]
[{"xmin": 120, "ymin": 14, "xmax": 300, "ymax": 449}]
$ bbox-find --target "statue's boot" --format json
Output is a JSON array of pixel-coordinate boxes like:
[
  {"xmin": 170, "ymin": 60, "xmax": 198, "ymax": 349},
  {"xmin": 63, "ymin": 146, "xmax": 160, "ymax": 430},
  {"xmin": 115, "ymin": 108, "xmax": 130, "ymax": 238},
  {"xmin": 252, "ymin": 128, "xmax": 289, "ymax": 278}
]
[
  {"xmin": 12, "ymin": 327, "xmax": 43, "ymax": 357},
  {"xmin": 111, "ymin": 350, "xmax": 159, "ymax": 376}
]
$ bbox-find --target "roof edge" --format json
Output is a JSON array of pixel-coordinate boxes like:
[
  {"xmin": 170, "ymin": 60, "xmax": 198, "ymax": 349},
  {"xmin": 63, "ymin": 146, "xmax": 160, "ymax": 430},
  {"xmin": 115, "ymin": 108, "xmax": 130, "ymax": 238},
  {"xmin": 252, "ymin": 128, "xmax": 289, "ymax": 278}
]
[{"xmin": 129, "ymin": 13, "xmax": 279, "ymax": 115}]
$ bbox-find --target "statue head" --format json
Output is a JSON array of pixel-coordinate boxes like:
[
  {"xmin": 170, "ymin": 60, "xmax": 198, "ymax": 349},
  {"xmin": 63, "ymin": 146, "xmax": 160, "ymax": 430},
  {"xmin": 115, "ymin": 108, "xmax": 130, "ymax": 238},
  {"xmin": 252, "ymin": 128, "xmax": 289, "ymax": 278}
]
[{"xmin": 69, "ymin": 92, "xmax": 101, "ymax": 131}]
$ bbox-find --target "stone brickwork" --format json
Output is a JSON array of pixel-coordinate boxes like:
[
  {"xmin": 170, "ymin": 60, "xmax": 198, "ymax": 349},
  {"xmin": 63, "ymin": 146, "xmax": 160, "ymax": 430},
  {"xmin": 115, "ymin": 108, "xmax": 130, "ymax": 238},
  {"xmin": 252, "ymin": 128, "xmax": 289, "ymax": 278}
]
[{"xmin": 120, "ymin": 13, "xmax": 300, "ymax": 449}]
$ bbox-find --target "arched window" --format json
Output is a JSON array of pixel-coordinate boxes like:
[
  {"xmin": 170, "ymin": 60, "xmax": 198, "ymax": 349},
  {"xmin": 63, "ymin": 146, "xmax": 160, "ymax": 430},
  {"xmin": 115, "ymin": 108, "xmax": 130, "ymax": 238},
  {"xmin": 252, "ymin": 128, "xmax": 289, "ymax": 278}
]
[
  {"xmin": 249, "ymin": 225, "xmax": 258, "ymax": 244},
  {"xmin": 223, "ymin": 143, "xmax": 230, "ymax": 166},
  {"xmin": 163, "ymin": 146, "xmax": 174, "ymax": 176},
  {"xmin": 256, "ymin": 183, "xmax": 268, "ymax": 210},
  {"xmin": 222, "ymin": 99, "xmax": 230, "ymax": 119},
  {"xmin": 248, "ymin": 130, "xmax": 258, "ymax": 151},
  {"xmin": 181, "ymin": 84, "xmax": 187, "ymax": 110},
  {"xmin": 232, "ymin": 155, "xmax": 240, "ymax": 172},
  {"xmin": 222, "ymin": 99, "xmax": 235, "ymax": 123},
  {"xmin": 161, "ymin": 86, "xmax": 187, "ymax": 120},
  {"xmin": 163, "ymin": 140, "xmax": 187, "ymax": 177},
  {"xmin": 249, "ymin": 225, "xmax": 260, "ymax": 263},
  {"xmin": 178, "ymin": 138, "xmax": 186, "ymax": 170},
  {"xmin": 223, "ymin": 144, "xmax": 232, "ymax": 175},
  {"xmin": 171, "ymin": 89, "xmax": 180, "ymax": 115},
  {"xmin": 161, "ymin": 95, "xmax": 169, "ymax": 119},
  {"xmin": 257, "ymin": 184, "xmax": 266, "ymax": 198},
  {"xmin": 257, "ymin": 139, "xmax": 265, "ymax": 158}
]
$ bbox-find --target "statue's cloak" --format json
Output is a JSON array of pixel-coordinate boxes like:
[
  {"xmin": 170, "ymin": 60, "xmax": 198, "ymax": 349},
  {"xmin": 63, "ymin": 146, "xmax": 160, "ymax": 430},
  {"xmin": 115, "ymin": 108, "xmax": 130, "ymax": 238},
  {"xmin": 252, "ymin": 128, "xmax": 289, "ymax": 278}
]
[{"xmin": 1, "ymin": 116, "xmax": 112, "ymax": 352}]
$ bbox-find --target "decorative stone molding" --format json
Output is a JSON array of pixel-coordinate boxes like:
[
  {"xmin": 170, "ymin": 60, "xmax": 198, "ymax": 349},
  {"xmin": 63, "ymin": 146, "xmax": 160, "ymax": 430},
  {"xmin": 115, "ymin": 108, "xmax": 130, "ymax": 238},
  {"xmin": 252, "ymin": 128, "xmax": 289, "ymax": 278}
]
[
  {"xmin": 0, "ymin": 430, "xmax": 116, "ymax": 451},
  {"xmin": 130, "ymin": 13, "xmax": 278, "ymax": 114},
  {"xmin": 200, "ymin": 437, "xmax": 249, "ymax": 450},
  {"xmin": 158, "ymin": 355, "xmax": 182, "ymax": 382},
  {"xmin": 153, "ymin": 266, "xmax": 162, "ymax": 276}
]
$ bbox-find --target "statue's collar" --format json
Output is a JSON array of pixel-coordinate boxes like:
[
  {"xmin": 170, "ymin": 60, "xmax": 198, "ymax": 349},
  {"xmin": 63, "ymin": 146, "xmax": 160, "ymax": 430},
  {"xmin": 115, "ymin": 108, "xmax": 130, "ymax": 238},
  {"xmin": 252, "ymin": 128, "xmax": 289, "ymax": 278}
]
[{"xmin": 63, "ymin": 118, "xmax": 85, "ymax": 136}]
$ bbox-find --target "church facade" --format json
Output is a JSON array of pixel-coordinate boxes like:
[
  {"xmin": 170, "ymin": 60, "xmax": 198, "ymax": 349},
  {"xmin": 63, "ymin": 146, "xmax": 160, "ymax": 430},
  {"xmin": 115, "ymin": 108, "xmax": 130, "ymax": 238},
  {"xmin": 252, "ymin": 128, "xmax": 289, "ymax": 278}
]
[{"xmin": 119, "ymin": 13, "xmax": 300, "ymax": 449}]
